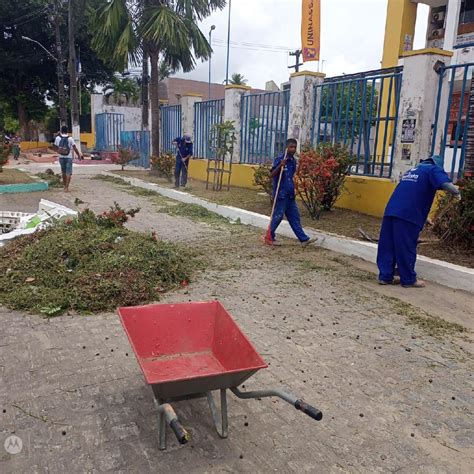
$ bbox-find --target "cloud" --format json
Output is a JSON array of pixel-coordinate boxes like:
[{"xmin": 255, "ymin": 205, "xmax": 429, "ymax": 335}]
[{"xmin": 175, "ymin": 0, "xmax": 430, "ymax": 88}]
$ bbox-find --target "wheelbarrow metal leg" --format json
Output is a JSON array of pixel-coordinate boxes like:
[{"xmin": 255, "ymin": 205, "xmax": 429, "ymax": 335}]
[
  {"xmin": 158, "ymin": 399, "xmax": 166, "ymax": 450},
  {"xmin": 231, "ymin": 387, "xmax": 322, "ymax": 421},
  {"xmin": 154, "ymin": 398, "xmax": 190, "ymax": 449},
  {"xmin": 206, "ymin": 389, "xmax": 228, "ymax": 438}
]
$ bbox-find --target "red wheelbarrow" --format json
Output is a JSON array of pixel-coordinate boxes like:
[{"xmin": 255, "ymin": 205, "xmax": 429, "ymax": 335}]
[{"xmin": 118, "ymin": 300, "xmax": 322, "ymax": 449}]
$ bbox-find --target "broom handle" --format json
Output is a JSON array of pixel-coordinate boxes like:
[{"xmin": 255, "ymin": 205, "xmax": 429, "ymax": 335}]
[{"xmin": 267, "ymin": 150, "xmax": 288, "ymax": 233}]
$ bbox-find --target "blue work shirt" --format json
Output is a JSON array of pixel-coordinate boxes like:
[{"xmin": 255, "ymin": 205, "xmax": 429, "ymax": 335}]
[
  {"xmin": 175, "ymin": 137, "xmax": 193, "ymax": 159},
  {"xmin": 271, "ymin": 154, "xmax": 297, "ymax": 200},
  {"xmin": 384, "ymin": 163, "xmax": 451, "ymax": 229}
]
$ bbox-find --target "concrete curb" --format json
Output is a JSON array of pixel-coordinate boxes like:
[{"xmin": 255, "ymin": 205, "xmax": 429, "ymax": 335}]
[
  {"xmin": 0, "ymin": 178, "xmax": 48, "ymax": 194},
  {"xmin": 102, "ymin": 171, "xmax": 474, "ymax": 294}
]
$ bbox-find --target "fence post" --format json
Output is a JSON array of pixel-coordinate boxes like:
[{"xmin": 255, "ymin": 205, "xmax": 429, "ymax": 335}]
[
  {"xmin": 224, "ymin": 85, "xmax": 251, "ymax": 162},
  {"xmin": 179, "ymin": 94, "xmax": 202, "ymax": 140},
  {"xmin": 392, "ymin": 49, "xmax": 453, "ymax": 181},
  {"xmin": 288, "ymin": 71, "xmax": 325, "ymax": 150}
]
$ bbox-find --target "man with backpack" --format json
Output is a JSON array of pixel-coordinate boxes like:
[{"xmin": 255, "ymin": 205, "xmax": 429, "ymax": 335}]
[{"xmin": 53, "ymin": 126, "xmax": 83, "ymax": 192}]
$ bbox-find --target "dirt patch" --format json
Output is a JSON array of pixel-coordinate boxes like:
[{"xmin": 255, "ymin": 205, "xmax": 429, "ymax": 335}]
[
  {"xmin": 0, "ymin": 168, "xmax": 36, "ymax": 185},
  {"xmin": 112, "ymin": 170, "xmax": 474, "ymax": 268}
]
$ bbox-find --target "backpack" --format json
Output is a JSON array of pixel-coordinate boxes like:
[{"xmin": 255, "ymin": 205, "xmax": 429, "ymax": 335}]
[{"xmin": 57, "ymin": 136, "xmax": 70, "ymax": 156}]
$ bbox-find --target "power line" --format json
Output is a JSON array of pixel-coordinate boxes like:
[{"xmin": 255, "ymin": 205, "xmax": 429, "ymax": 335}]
[
  {"xmin": 213, "ymin": 38, "xmax": 295, "ymax": 52},
  {"xmin": 212, "ymin": 43, "xmax": 290, "ymax": 54}
]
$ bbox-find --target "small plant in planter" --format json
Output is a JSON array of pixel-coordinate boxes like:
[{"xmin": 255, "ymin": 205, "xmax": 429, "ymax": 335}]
[
  {"xmin": 150, "ymin": 153, "xmax": 174, "ymax": 182},
  {"xmin": 295, "ymin": 143, "xmax": 354, "ymax": 219},
  {"xmin": 253, "ymin": 161, "xmax": 273, "ymax": 200},
  {"xmin": 117, "ymin": 146, "xmax": 139, "ymax": 170}
]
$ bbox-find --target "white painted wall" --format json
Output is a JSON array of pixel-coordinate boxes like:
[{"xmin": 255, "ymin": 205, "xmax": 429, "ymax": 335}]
[{"xmin": 91, "ymin": 94, "xmax": 148, "ymax": 133}]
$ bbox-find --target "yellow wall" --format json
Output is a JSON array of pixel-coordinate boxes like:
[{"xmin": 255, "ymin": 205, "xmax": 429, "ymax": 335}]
[
  {"xmin": 382, "ymin": 0, "xmax": 418, "ymax": 68},
  {"xmin": 188, "ymin": 159, "xmax": 395, "ymax": 217},
  {"xmin": 188, "ymin": 159, "xmax": 260, "ymax": 189},
  {"xmin": 80, "ymin": 132, "xmax": 95, "ymax": 149},
  {"xmin": 20, "ymin": 141, "xmax": 50, "ymax": 151}
]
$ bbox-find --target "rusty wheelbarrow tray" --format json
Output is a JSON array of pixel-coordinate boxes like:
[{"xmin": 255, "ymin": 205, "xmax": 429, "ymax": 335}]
[{"xmin": 118, "ymin": 300, "xmax": 322, "ymax": 449}]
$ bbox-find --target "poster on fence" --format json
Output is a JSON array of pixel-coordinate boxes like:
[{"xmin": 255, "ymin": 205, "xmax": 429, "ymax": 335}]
[{"xmin": 301, "ymin": 0, "xmax": 320, "ymax": 62}]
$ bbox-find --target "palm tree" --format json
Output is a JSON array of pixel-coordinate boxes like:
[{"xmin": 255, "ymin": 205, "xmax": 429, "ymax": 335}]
[
  {"xmin": 104, "ymin": 77, "xmax": 140, "ymax": 106},
  {"xmin": 90, "ymin": 0, "xmax": 226, "ymax": 154},
  {"xmin": 230, "ymin": 73, "xmax": 247, "ymax": 86}
]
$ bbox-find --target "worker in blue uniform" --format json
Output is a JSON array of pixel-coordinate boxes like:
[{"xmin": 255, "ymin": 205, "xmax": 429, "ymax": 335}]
[
  {"xmin": 173, "ymin": 135, "xmax": 193, "ymax": 188},
  {"xmin": 377, "ymin": 155, "xmax": 461, "ymax": 288},
  {"xmin": 267, "ymin": 138, "xmax": 317, "ymax": 247}
]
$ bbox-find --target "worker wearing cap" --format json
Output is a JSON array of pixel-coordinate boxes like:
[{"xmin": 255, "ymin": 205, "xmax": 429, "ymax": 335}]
[
  {"xmin": 377, "ymin": 155, "xmax": 460, "ymax": 288},
  {"xmin": 173, "ymin": 135, "xmax": 193, "ymax": 188}
]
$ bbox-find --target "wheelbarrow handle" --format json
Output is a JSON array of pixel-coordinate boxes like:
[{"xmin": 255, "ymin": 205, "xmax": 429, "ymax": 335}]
[
  {"xmin": 157, "ymin": 402, "xmax": 190, "ymax": 445},
  {"xmin": 295, "ymin": 399, "xmax": 323, "ymax": 421},
  {"xmin": 170, "ymin": 419, "xmax": 189, "ymax": 445},
  {"xmin": 231, "ymin": 387, "xmax": 322, "ymax": 421}
]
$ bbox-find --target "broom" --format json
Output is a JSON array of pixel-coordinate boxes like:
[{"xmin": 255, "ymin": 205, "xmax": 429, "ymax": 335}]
[{"xmin": 264, "ymin": 149, "xmax": 287, "ymax": 244}]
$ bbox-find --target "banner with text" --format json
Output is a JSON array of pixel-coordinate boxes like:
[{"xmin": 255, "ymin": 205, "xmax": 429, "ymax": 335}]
[{"xmin": 301, "ymin": 0, "xmax": 320, "ymax": 62}]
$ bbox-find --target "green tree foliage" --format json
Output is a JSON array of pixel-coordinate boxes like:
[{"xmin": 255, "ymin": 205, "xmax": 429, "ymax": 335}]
[
  {"xmin": 318, "ymin": 81, "xmax": 379, "ymax": 140},
  {"xmin": 90, "ymin": 0, "xmax": 227, "ymax": 154},
  {"xmin": 0, "ymin": 0, "xmax": 113, "ymax": 139}
]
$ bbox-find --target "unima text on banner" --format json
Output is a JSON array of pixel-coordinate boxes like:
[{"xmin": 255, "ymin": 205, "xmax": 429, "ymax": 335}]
[{"xmin": 301, "ymin": 0, "xmax": 320, "ymax": 62}]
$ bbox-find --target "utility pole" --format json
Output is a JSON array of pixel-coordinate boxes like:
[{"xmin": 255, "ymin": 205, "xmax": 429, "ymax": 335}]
[
  {"xmin": 51, "ymin": 1, "xmax": 67, "ymax": 127},
  {"xmin": 288, "ymin": 49, "xmax": 303, "ymax": 73},
  {"xmin": 225, "ymin": 0, "xmax": 231, "ymax": 84},
  {"xmin": 68, "ymin": 0, "xmax": 81, "ymax": 149}
]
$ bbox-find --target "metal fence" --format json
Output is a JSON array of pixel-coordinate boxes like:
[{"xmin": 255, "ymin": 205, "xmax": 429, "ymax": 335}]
[
  {"xmin": 240, "ymin": 90, "xmax": 290, "ymax": 164},
  {"xmin": 431, "ymin": 62, "xmax": 473, "ymax": 181},
  {"xmin": 120, "ymin": 131, "xmax": 150, "ymax": 168},
  {"xmin": 160, "ymin": 105, "xmax": 182, "ymax": 153},
  {"xmin": 95, "ymin": 113, "xmax": 124, "ymax": 151},
  {"xmin": 194, "ymin": 99, "xmax": 224, "ymax": 159},
  {"xmin": 311, "ymin": 67, "xmax": 403, "ymax": 178}
]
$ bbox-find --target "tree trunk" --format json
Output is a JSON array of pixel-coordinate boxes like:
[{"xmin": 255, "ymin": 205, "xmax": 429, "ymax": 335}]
[
  {"xmin": 17, "ymin": 101, "xmax": 30, "ymax": 140},
  {"xmin": 141, "ymin": 47, "xmax": 149, "ymax": 130},
  {"xmin": 150, "ymin": 49, "xmax": 160, "ymax": 155},
  {"xmin": 68, "ymin": 0, "xmax": 81, "ymax": 148},
  {"xmin": 54, "ymin": 5, "xmax": 67, "ymax": 127},
  {"xmin": 464, "ymin": 78, "xmax": 474, "ymax": 178}
]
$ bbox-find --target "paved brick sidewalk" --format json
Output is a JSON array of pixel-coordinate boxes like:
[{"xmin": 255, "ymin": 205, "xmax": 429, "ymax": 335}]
[{"xmin": 1, "ymin": 174, "xmax": 473, "ymax": 473}]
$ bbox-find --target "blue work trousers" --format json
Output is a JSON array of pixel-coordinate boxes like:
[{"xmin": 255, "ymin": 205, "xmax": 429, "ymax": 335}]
[
  {"xmin": 377, "ymin": 216, "xmax": 421, "ymax": 286},
  {"xmin": 175, "ymin": 157, "xmax": 189, "ymax": 187},
  {"xmin": 270, "ymin": 196, "xmax": 309, "ymax": 242}
]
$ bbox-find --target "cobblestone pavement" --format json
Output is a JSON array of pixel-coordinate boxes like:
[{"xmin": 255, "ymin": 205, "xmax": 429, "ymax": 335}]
[{"xmin": 1, "ymin": 168, "xmax": 473, "ymax": 473}]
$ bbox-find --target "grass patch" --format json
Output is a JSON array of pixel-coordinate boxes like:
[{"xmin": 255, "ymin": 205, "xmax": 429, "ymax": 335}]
[
  {"xmin": 383, "ymin": 295, "xmax": 466, "ymax": 337},
  {"xmin": 0, "ymin": 207, "xmax": 193, "ymax": 316},
  {"xmin": 0, "ymin": 169, "xmax": 35, "ymax": 185},
  {"xmin": 158, "ymin": 203, "xmax": 230, "ymax": 225}
]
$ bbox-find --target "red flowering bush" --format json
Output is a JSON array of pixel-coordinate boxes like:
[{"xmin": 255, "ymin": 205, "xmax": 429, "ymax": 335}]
[
  {"xmin": 295, "ymin": 143, "xmax": 354, "ymax": 219},
  {"xmin": 76, "ymin": 203, "xmax": 140, "ymax": 228},
  {"xmin": 150, "ymin": 153, "xmax": 174, "ymax": 182},
  {"xmin": 98, "ymin": 202, "xmax": 140, "ymax": 227}
]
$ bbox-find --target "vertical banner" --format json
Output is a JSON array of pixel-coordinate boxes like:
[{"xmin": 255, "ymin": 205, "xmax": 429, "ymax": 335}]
[{"xmin": 301, "ymin": 0, "xmax": 320, "ymax": 62}]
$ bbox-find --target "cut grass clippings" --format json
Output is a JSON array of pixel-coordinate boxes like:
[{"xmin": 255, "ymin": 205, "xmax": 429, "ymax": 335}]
[
  {"xmin": 109, "ymin": 170, "xmax": 474, "ymax": 268},
  {"xmin": 382, "ymin": 295, "xmax": 466, "ymax": 338},
  {"xmin": 0, "ymin": 207, "xmax": 193, "ymax": 316},
  {"xmin": 36, "ymin": 171, "xmax": 63, "ymax": 188}
]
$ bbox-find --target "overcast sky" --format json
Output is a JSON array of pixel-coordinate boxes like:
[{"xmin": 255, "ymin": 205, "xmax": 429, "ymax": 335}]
[{"xmin": 174, "ymin": 0, "xmax": 429, "ymax": 88}]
